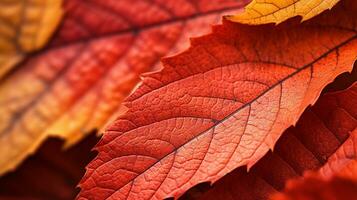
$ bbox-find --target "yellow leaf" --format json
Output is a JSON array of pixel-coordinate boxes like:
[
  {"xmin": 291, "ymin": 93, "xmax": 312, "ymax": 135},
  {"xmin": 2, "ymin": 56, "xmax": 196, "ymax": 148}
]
[
  {"xmin": 0, "ymin": 0, "xmax": 62, "ymax": 78},
  {"xmin": 227, "ymin": 0, "xmax": 340, "ymax": 24}
]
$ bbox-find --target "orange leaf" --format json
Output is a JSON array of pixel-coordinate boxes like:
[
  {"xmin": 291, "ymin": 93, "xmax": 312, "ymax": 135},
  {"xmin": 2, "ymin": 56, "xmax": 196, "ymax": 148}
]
[
  {"xmin": 0, "ymin": 0, "xmax": 248, "ymax": 175},
  {"xmin": 0, "ymin": 0, "xmax": 63, "ymax": 78},
  {"xmin": 78, "ymin": 0, "xmax": 357, "ymax": 199}
]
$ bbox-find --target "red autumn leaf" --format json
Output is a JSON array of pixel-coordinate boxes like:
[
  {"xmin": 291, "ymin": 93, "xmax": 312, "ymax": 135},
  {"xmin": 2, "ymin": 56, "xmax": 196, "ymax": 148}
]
[
  {"xmin": 274, "ymin": 127, "xmax": 357, "ymax": 200},
  {"xmin": 78, "ymin": 0, "xmax": 357, "ymax": 199},
  {"xmin": 319, "ymin": 128, "xmax": 357, "ymax": 181},
  {"xmin": 185, "ymin": 74, "xmax": 357, "ymax": 200},
  {"xmin": 0, "ymin": 0, "xmax": 249, "ymax": 175},
  {"xmin": 271, "ymin": 172, "xmax": 357, "ymax": 200}
]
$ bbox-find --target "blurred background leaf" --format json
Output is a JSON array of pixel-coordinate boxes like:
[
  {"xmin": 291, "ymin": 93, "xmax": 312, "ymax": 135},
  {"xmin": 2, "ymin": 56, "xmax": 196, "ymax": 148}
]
[{"xmin": 0, "ymin": 0, "xmax": 62, "ymax": 78}]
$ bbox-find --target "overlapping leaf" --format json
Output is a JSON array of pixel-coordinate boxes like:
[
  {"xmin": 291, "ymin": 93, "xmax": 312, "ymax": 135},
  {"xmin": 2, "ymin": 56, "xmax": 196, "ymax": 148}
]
[
  {"xmin": 0, "ymin": 0, "xmax": 62, "ymax": 78},
  {"xmin": 227, "ymin": 0, "xmax": 340, "ymax": 24},
  {"xmin": 320, "ymin": 128, "xmax": 357, "ymax": 181},
  {"xmin": 187, "ymin": 80, "xmax": 357, "ymax": 200},
  {"xmin": 273, "ymin": 129, "xmax": 357, "ymax": 200},
  {"xmin": 271, "ymin": 172, "xmax": 357, "ymax": 200},
  {"xmin": 0, "ymin": 0, "xmax": 249, "ymax": 175},
  {"xmin": 78, "ymin": 0, "xmax": 357, "ymax": 199}
]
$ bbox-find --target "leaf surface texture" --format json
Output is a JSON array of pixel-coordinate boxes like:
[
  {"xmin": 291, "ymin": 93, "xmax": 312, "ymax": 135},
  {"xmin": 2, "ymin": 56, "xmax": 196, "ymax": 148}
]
[{"xmin": 188, "ymin": 80, "xmax": 357, "ymax": 200}]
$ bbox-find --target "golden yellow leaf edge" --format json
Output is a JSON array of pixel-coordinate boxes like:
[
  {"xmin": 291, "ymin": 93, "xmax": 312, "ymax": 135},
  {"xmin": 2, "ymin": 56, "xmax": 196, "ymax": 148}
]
[{"xmin": 226, "ymin": 0, "xmax": 339, "ymax": 25}]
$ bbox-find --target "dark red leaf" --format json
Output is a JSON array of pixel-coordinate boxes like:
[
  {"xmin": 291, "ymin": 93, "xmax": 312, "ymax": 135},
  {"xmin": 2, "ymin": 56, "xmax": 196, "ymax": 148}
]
[{"xmin": 0, "ymin": 134, "xmax": 99, "ymax": 200}]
